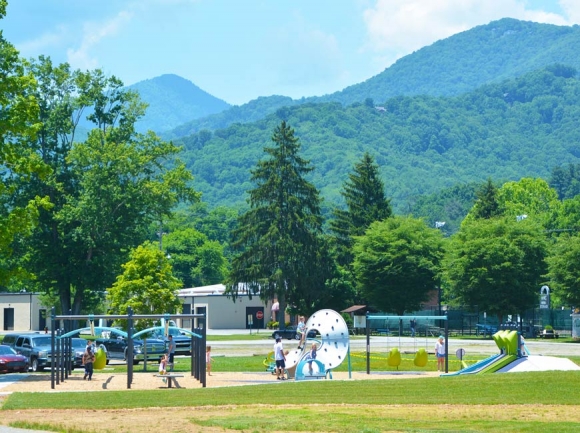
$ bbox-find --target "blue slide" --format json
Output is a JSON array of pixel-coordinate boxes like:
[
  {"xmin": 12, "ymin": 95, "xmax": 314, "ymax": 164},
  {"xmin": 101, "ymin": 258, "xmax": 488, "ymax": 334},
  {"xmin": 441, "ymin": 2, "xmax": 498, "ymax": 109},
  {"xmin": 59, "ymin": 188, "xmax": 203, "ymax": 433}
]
[{"xmin": 441, "ymin": 353, "xmax": 504, "ymax": 376}]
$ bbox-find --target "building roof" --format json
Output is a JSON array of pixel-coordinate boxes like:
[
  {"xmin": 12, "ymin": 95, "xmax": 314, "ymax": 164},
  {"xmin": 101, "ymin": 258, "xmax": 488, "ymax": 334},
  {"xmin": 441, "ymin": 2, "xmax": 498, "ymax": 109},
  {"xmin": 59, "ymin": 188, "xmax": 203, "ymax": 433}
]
[{"xmin": 341, "ymin": 305, "xmax": 367, "ymax": 314}]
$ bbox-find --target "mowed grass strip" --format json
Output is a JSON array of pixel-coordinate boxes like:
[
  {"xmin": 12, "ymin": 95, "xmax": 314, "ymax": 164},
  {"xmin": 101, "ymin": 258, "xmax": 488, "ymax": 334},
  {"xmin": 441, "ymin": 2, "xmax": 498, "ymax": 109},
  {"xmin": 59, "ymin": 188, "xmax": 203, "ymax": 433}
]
[
  {"xmin": 193, "ymin": 405, "xmax": 580, "ymax": 433},
  {"xmin": 3, "ymin": 371, "xmax": 580, "ymax": 410}
]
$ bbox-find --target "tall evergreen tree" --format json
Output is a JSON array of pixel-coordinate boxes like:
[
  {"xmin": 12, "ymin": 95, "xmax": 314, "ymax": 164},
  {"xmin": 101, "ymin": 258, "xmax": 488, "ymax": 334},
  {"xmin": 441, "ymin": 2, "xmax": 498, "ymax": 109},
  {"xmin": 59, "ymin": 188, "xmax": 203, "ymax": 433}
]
[
  {"xmin": 471, "ymin": 178, "xmax": 501, "ymax": 220},
  {"xmin": 226, "ymin": 121, "xmax": 326, "ymax": 322},
  {"xmin": 330, "ymin": 152, "xmax": 392, "ymax": 267}
]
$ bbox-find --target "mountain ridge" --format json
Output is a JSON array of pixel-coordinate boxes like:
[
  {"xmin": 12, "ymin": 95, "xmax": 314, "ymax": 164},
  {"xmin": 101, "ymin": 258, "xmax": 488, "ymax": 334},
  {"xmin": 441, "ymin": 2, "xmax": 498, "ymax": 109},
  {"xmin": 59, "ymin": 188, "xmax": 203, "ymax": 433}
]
[{"xmin": 163, "ymin": 18, "xmax": 580, "ymax": 138}]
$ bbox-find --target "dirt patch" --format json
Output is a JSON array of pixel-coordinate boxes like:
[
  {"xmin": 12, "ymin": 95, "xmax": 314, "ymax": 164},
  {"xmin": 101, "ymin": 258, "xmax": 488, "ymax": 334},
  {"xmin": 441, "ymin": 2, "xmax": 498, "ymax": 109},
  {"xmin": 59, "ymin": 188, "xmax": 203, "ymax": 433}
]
[{"xmin": 0, "ymin": 370, "xmax": 441, "ymax": 432}]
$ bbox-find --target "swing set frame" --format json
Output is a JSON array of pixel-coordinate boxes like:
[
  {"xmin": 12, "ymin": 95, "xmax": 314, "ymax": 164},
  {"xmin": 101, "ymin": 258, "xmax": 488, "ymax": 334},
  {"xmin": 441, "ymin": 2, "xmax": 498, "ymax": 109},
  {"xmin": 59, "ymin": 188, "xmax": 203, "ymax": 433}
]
[{"xmin": 365, "ymin": 313, "xmax": 449, "ymax": 373}]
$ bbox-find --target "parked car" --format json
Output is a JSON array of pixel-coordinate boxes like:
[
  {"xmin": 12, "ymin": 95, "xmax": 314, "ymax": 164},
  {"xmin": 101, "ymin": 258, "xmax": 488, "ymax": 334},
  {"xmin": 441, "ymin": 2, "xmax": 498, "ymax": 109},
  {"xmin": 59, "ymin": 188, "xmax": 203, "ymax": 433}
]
[
  {"xmin": 12, "ymin": 334, "xmax": 71, "ymax": 372},
  {"xmin": 95, "ymin": 334, "xmax": 166, "ymax": 365},
  {"xmin": 271, "ymin": 326, "xmax": 317, "ymax": 340},
  {"xmin": 0, "ymin": 345, "xmax": 29, "ymax": 373},
  {"xmin": 149, "ymin": 327, "xmax": 193, "ymax": 356}
]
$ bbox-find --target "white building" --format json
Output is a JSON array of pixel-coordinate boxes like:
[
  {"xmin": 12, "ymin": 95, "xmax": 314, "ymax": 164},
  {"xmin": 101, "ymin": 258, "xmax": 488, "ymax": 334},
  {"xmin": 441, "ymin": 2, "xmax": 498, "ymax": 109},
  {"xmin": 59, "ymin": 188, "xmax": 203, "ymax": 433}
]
[
  {"xmin": 0, "ymin": 285, "xmax": 274, "ymax": 333},
  {"xmin": 177, "ymin": 284, "xmax": 273, "ymax": 330},
  {"xmin": 0, "ymin": 292, "xmax": 49, "ymax": 332}
]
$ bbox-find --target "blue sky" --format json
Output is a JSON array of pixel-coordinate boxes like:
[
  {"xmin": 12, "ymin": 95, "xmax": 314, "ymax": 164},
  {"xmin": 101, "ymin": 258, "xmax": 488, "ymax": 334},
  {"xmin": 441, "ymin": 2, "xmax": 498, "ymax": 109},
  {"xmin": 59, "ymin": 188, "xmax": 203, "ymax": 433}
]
[{"xmin": 2, "ymin": 0, "xmax": 579, "ymax": 105}]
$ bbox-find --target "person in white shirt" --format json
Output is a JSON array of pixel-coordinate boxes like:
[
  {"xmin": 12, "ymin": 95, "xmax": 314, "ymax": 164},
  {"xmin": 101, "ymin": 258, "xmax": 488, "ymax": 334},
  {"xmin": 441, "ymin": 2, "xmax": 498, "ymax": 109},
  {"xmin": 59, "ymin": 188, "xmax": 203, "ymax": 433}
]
[
  {"xmin": 274, "ymin": 337, "xmax": 286, "ymax": 380},
  {"xmin": 435, "ymin": 336, "xmax": 446, "ymax": 371}
]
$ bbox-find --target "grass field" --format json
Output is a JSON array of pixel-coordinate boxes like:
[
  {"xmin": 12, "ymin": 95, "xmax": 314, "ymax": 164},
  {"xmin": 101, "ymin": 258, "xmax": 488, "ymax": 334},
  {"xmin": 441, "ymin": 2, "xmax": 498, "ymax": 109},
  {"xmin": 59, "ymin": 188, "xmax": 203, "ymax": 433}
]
[
  {"xmin": 2, "ymin": 334, "xmax": 580, "ymax": 432},
  {"xmin": 3, "ymin": 371, "xmax": 580, "ymax": 432}
]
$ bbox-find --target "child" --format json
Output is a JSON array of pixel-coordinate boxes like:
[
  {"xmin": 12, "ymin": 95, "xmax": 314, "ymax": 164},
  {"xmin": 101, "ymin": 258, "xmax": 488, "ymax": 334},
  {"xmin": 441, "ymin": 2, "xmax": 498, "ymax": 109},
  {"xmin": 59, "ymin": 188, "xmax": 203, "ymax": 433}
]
[
  {"xmin": 159, "ymin": 354, "xmax": 168, "ymax": 383},
  {"xmin": 305, "ymin": 343, "xmax": 317, "ymax": 375},
  {"xmin": 297, "ymin": 316, "xmax": 306, "ymax": 349},
  {"xmin": 206, "ymin": 346, "xmax": 212, "ymax": 376}
]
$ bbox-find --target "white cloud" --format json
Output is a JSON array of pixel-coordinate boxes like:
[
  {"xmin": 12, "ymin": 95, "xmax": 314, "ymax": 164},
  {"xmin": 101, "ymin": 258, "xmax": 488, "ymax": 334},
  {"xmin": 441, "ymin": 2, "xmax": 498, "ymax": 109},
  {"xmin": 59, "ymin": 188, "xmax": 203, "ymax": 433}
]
[
  {"xmin": 66, "ymin": 10, "xmax": 133, "ymax": 71},
  {"xmin": 362, "ymin": 0, "xmax": 574, "ymax": 70},
  {"xmin": 16, "ymin": 26, "xmax": 67, "ymax": 58},
  {"xmin": 559, "ymin": 0, "xmax": 580, "ymax": 22}
]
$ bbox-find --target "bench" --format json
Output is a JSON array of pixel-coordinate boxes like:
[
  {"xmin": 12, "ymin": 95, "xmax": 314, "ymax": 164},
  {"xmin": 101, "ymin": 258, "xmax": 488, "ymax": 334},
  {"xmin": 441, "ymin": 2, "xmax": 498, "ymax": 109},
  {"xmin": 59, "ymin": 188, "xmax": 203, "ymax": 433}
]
[
  {"xmin": 153, "ymin": 373, "xmax": 184, "ymax": 388},
  {"xmin": 374, "ymin": 328, "xmax": 390, "ymax": 336}
]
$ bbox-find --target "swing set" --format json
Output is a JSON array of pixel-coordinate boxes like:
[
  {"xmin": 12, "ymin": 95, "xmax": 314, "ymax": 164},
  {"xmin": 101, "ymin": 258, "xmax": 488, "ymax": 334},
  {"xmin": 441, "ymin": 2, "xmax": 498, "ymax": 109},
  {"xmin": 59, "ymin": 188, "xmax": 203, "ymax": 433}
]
[{"xmin": 365, "ymin": 314, "xmax": 449, "ymax": 373}]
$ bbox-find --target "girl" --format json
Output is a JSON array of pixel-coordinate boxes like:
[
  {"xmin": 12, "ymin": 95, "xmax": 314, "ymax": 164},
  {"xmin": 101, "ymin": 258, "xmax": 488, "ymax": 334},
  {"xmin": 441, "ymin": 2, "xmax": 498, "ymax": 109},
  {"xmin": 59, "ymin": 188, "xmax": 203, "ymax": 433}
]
[
  {"xmin": 206, "ymin": 346, "xmax": 212, "ymax": 376},
  {"xmin": 159, "ymin": 354, "xmax": 168, "ymax": 383}
]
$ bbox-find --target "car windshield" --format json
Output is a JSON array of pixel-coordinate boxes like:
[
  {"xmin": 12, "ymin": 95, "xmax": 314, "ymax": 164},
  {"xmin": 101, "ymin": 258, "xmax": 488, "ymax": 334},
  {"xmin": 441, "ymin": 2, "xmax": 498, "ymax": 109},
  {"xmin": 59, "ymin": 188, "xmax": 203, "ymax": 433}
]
[
  {"xmin": 72, "ymin": 339, "xmax": 88, "ymax": 348},
  {"xmin": 31, "ymin": 337, "xmax": 51, "ymax": 346},
  {"xmin": 0, "ymin": 346, "xmax": 17, "ymax": 355}
]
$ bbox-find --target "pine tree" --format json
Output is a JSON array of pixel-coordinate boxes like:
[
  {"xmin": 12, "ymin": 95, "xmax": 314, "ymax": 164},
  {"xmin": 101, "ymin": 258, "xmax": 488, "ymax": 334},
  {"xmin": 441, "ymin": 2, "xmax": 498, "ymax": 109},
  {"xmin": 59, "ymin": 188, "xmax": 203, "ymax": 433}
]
[
  {"xmin": 227, "ymin": 121, "xmax": 325, "ymax": 322},
  {"xmin": 330, "ymin": 152, "xmax": 392, "ymax": 267},
  {"xmin": 472, "ymin": 178, "xmax": 501, "ymax": 219}
]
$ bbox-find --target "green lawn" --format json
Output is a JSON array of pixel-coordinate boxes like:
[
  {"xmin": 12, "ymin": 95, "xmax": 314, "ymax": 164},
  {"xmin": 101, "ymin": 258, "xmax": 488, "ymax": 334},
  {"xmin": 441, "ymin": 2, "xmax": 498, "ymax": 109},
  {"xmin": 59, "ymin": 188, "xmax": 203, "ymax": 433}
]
[{"xmin": 4, "ymin": 371, "xmax": 580, "ymax": 433}]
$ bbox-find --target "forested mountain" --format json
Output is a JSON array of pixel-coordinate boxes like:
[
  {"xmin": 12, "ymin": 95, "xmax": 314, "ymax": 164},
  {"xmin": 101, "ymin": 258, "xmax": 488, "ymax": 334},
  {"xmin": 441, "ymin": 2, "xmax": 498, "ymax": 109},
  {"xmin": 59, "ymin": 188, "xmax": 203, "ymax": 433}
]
[
  {"xmin": 127, "ymin": 74, "xmax": 230, "ymax": 133},
  {"xmin": 167, "ymin": 18, "xmax": 580, "ymax": 139},
  {"xmin": 178, "ymin": 66, "xmax": 580, "ymax": 215},
  {"xmin": 162, "ymin": 95, "xmax": 297, "ymax": 140},
  {"xmin": 317, "ymin": 18, "xmax": 580, "ymax": 105}
]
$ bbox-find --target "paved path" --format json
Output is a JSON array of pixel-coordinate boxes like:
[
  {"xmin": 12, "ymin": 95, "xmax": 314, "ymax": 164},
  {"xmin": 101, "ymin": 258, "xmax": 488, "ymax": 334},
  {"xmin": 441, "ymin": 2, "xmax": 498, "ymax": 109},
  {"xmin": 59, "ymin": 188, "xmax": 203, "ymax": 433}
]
[{"xmin": 206, "ymin": 334, "xmax": 580, "ymax": 358}]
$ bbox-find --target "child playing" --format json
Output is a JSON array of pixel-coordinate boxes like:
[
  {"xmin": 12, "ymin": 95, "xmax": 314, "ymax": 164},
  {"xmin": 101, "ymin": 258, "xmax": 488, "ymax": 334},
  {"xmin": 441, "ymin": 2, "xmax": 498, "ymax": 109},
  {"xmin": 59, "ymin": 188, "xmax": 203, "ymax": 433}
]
[
  {"xmin": 206, "ymin": 346, "xmax": 212, "ymax": 376},
  {"xmin": 305, "ymin": 343, "xmax": 317, "ymax": 375},
  {"xmin": 159, "ymin": 354, "xmax": 168, "ymax": 383}
]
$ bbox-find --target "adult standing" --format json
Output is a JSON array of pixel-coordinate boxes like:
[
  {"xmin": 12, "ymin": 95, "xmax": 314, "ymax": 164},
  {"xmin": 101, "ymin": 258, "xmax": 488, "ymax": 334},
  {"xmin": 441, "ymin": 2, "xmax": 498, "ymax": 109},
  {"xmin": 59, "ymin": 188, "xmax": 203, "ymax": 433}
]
[
  {"xmin": 82, "ymin": 346, "xmax": 95, "ymax": 381},
  {"xmin": 409, "ymin": 319, "xmax": 416, "ymax": 338},
  {"xmin": 167, "ymin": 334, "xmax": 176, "ymax": 370},
  {"xmin": 435, "ymin": 335, "xmax": 446, "ymax": 372},
  {"xmin": 274, "ymin": 336, "xmax": 286, "ymax": 380}
]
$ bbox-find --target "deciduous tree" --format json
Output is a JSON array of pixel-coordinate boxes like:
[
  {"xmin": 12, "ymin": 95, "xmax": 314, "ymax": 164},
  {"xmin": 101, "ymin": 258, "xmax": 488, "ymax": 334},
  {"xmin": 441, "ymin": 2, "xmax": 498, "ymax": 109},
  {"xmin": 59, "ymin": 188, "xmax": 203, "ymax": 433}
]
[
  {"xmin": 106, "ymin": 242, "xmax": 182, "ymax": 329},
  {"xmin": 0, "ymin": 3, "xmax": 50, "ymax": 285},
  {"xmin": 353, "ymin": 216, "xmax": 444, "ymax": 315},
  {"xmin": 444, "ymin": 217, "xmax": 547, "ymax": 323}
]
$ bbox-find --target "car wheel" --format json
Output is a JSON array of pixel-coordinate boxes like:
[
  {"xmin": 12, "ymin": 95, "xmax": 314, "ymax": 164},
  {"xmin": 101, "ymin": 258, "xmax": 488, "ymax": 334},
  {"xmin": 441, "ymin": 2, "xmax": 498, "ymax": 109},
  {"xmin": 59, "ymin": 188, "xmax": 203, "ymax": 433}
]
[
  {"xmin": 31, "ymin": 358, "xmax": 43, "ymax": 372},
  {"xmin": 294, "ymin": 333, "xmax": 300, "ymax": 340}
]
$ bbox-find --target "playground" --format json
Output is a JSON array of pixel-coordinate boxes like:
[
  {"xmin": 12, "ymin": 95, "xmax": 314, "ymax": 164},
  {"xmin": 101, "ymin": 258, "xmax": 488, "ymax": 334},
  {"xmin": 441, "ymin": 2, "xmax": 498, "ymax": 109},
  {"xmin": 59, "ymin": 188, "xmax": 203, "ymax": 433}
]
[{"xmin": 2, "ymin": 309, "xmax": 580, "ymax": 432}]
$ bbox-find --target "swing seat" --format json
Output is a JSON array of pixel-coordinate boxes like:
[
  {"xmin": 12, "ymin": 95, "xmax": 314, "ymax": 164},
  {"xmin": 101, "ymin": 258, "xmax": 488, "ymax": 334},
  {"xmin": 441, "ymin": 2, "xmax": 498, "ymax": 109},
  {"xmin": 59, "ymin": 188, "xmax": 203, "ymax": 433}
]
[
  {"xmin": 94, "ymin": 347, "xmax": 107, "ymax": 370},
  {"xmin": 387, "ymin": 347, "xmax": 401, "ymax": 367},
  {"xmin": 414, "ymin": 348, "xmax": 428, "ymax": 367}
]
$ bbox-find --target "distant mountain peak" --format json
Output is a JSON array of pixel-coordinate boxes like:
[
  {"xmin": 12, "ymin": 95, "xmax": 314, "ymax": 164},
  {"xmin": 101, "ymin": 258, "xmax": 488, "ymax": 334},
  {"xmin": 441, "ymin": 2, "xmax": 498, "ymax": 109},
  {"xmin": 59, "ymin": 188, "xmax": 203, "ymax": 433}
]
[{"xmin": 127, "ymin": 74, "xmax": 230, "ymax": 133}]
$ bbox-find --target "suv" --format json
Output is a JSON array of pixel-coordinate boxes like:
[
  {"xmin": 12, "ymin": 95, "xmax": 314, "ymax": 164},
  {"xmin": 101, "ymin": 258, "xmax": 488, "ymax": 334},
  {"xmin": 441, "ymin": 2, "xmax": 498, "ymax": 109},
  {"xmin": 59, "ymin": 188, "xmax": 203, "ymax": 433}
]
[
  {"xmin": 96, "ymin": 334, "xmax": 166, "ymax": 365},
  {"xmin": 13, "ymin": 334, "xmax": 55, "ymax": 372},
  {"xmin": 151, "ymin": 327, "xmax": 193, "ymax": 356}
]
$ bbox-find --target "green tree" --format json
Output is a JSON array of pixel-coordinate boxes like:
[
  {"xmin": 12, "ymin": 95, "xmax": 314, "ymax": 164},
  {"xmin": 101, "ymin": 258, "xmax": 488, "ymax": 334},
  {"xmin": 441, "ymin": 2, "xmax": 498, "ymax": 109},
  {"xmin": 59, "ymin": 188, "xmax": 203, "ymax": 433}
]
[
  {"xmin": 226, "ymin": 121, "xmax": 326, "ymax": 320},
  {"xmin": 546, "ymin": 234, "xmax": 580, "ymax": 307},
  {"xmin": 12, "ymin": 58, "xmax": 199, "ymax": 314},
  {"xmin": 106, "ymin": 242, "xmax": 182, "ymax": 330},
  {"xmin": 444, "ymin": 217, "xmax": 547, "ymax": 323},
  {"xmin": 497, "ymin": 178, "xmax": 560, "ymax": 226},
  {"xmin": 0, "ymin": 2, "xmax": 50, "ymax": 285},
  {"xmin": 330, "ymin": 152, "xmax": 392, "ymax": 267},
  {"xmin": 471, "ymin": 178, "xmax": 501, "ymax": 220},
  {"xmin": 163, "ymin": 227, "xmax": 228, "ymax": 288},
  {"xmin": 353, "ymin": 216, "xmax": 445, "ymax": 315}
]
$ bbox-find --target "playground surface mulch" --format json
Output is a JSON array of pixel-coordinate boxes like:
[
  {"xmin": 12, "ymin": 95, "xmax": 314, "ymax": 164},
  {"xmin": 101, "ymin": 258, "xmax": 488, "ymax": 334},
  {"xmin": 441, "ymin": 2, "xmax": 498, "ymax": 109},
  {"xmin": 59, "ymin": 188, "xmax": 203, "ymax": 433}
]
[{"xmin": 0, "ymin": 369, "xmax": 440, "ymax": 393}]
